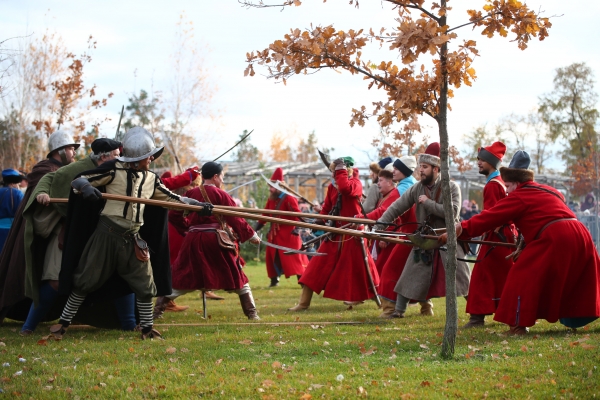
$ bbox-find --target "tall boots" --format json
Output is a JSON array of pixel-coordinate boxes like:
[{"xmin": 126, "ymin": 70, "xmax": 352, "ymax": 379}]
[
  {"xmin": 378, "ymin": 298, "xmax": 396, "ymax": 318},
  {"xmin": 288, "ymin": 286, "xmax": 313, "ymax": 311},
  {"xmin": 419, "ymin": 300, "xmax": 434, "ymax": 316},
  {"xmin": 239, "ymin": 292, "xmax": 260, "ymax": 320},
  {"xmin": 506, "ymin": 325, "xmax": 529, "ymax": 335},
  {"xmin": 462, "ymin": 314, "xmax": 485, "ymax": 329},
  {"xmin": 269, "ymin": 277, "xmax": 280, "ymax": 287},
  {"xmin": 153, "ymin": 296, "xmax": 170, "ymax": 319}
]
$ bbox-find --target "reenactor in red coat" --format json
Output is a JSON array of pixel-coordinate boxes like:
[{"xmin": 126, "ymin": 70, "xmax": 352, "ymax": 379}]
[
  {"xmin": 443, "ymin": 150, "xmax": 600, "ymax": 334},
  {"xmin": 288, "ymin": 157, "xmax": 379, "ymax": 311},
  {"xmin": 255, "ymin": 168, "xmax": 307, "ymax": 287},
  {"xmin": 463, "ymin": 142, "xmax": 517, "ymax": 328}
]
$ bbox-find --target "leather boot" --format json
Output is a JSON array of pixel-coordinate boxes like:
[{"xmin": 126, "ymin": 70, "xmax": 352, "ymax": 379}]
[
  {"xmin": 419, "ymin": 300, "xmax": 434, "ymax": 316},
  {"xmin": 505, "ymin": 325, "xmax": 529, "ymax": 336},
  {"xmin": 50, "ymin": 323, "xmax": 68, "ymax": 340},
  {"xmin": 141, "ymin": 327, "xmax": 163, "ymax": 340},
  {"xmin": 165, "ymin": 299, "xmax": 189, "ymax": 312},
  {"xmin": 288, "ymin": 286, "xmax": 313, "ymax": 311},
  {"xmin": 378, "ymin": 298, "xmax": 396, "ymax": 318},
  {"xmin": 239, "ymin": 292, "xmax": 260, "ymax": 320},
  {"xmin": 462, "ymin": 314, "xmax": 485, "ymax": 329},
  {"xmin": 269, "ymin": 277, "xmax": 280, "ymax": 287},
  {"xmin": 153, "ymin": 296, "xmax": 170, "ymax": 320},
  {"xmin": 204, "ymin": 291, "xmax": 225, "ymax": 300}
]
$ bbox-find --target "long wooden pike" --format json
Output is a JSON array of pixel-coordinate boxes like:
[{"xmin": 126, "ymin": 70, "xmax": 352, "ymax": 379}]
[
  {"xmin": 48, "ymin": 194, "xmax": 415, "ymax": 246},
  {"xmin": 212, "ymin": 129, "xmax": 254, "ymax": 162}
]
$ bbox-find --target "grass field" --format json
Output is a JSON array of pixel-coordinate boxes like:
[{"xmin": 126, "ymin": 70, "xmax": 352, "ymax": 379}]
[{"xmin": 0, "ymin": 261, "xmax": 599, "ymax": 399}]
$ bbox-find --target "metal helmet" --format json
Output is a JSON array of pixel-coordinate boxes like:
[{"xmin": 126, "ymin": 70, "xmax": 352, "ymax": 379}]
[
  {"xmin": 46, "ymin": 130, "xmax": 80, "ymax": 159},
  {"xmin": 117, "ymin": 126, "xmax": 164, "ymax": 163}
]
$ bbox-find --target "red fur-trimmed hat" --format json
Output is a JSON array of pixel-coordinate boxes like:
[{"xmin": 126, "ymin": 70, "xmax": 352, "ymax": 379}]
[
  {"xmin": 270, "ymin": 167, "xmax": 284, "ymax": 182},
  {"xmin": 419, "ymin": 142, "xmax": 440, "ymax": 167},
  {"xmin": 478, "ymin": 141, "xmax": 506, "ymax": 169}
]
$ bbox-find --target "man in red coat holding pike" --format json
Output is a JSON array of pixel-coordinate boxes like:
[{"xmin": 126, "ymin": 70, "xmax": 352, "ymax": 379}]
[
  {"xmin": 442, "ymin": 150, "xmax": 600, "ymax": 334},
  {"xmin": 158, "ymin": 162, "xmax": 262, "ymax": 320},
  {"xmin": 288, "ymin": 157, "xmax": 379, "ymax": 311},
  {"xmin": 255, "ymin": 168, "xmax": 307, "ymax": 287},
  {"xmin": 463, "ymin": 142, "xmax": 517, "ymax": 328}
]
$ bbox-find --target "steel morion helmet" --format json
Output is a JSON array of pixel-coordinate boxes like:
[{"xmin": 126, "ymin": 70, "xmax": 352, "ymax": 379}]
[
  {"xmin": 46, "ymin": 130, "xmax": 80, "ymax": 160},
  {"xmin": 117, "ymin": 127, "xmax": 164, "ymax": 163}
]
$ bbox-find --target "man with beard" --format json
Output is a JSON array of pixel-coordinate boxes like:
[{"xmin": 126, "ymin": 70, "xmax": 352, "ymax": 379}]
[
  {"xmin": 50, "ymin": 127, "xmax": 210, "ymax": 340},
  {"xmin": 0, "ymin": 130, "xmax": 79, "ymax": 325},
  {"xmin": 254, "ymin": 168, "xmax": 307, "ymax": 287},
  {"xmin": 288, "ymin": 157, "xmax": 379, "ymax": 311},
  {"xmin": 373, "ymin": 143, "xmax": 471, "ymax": 318},
  {"xmin": 462, "ymin": 142, "xmax": 516, "ymax": 328},
  {"xmin": 442, "ymin": 151, "xmax": 600, "ymax": 334},
  {"xmin": 157, "ymin": 162, "xmax": 261, "ymax": 320},
  {"xmin": 363, "ymin": 157, "xmax": 392, "ymax": 214},
  {"xmin": 371, "ymin": 156, "xmax": 419, "ymax": 318},
  {"xmin": 19, "ymin": 138, "xmax": 127, "ymax": 336}
]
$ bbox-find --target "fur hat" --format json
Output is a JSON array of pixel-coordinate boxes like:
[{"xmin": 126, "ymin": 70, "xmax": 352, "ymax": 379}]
[
  {"xmin": 419, "ymin": 142, "xmax": 441, "ymax": 167},
  {"xmin": 478, "ymin": 141, "xmax": 506, "ymax": 169},
  {"xmin": 500, "ymin": 150, "xmax": 534, "ymax": 183},
  {"xmin": 393, "ymin": 155, "xmax": 417, "ymax": 177},
  {"xmin": 378, "ymin": 169, "xmax": 393, "ymax": 180},
  {"xmin": 270, "ymin": 167, "xmax": 284, "ymax": 182}
]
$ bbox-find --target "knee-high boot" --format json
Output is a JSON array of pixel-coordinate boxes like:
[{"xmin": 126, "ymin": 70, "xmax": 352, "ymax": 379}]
[
  {"xmin": 239, "ymin": 292, "xmax": 260, "ymax": 320},
  {"xmin": 288, "ymin": 286, "xmax": 313, "ymax": 311}
]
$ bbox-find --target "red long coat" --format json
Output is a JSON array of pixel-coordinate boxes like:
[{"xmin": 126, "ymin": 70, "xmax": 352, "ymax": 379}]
[
  {"xmin": 169, "ymin": 185, "xmax": 255, "ymax": 291},
  {"xmin": 262, "ymin": 195, "xmax": 307, "ymax": 278},
  {"xmin": 466, "ymin": 176, "xmax": 516, "ymax": 315},
  {"xmin": 366, "ymin": 189, "xmax": 400, "ymax": 275},
  {"xmin": 299, "ymin": 169, "xmax": 379, "ymax": 302},
  {"xmin": 376, "ymin": 204, "xmax": 417, "ymax": 302},
  {"xmin": 460, "ymin": 181, "xmax": 600, "ymax": 327}
]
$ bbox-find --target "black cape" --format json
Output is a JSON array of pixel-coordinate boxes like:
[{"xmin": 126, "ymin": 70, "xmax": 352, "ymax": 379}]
[{"xmin": 56, "ymin": 160, "xmax": 172, "ymax": 328}]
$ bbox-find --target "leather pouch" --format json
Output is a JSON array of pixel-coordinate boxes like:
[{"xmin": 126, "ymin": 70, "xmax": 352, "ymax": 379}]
[
  {"xmin": 134, "ymin": 234, "xmax": 150, "ymax": 262},
  {"xmin": 216, "ymin": 229, "xmax": 236, "ymax": 251}
]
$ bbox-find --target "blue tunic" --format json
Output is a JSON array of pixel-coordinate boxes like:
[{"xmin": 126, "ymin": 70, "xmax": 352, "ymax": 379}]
[{"xmin": 0, "ymin": 187, "xmax": 24, "ymax": 252}]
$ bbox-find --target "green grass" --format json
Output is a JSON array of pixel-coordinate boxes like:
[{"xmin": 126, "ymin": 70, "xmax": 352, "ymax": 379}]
[{"xmin": 1, "ymin": 261, "xmax": 599, "ymax": 399}]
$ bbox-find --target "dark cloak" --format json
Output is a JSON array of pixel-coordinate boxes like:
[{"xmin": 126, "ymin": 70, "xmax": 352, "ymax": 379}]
[
  {"xmin": 58, "ymin": 159, "xmax": 172, "ymax": 302},
  {"xmin": 0, "ymin": 158, "xmax": 63, "ymax": 323}
]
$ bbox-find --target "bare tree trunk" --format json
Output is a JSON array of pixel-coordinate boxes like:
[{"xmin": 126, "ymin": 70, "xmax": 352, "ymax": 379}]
[{"xmin": 438, "ymin": 6, "xmax": 458, "ymax": 360}]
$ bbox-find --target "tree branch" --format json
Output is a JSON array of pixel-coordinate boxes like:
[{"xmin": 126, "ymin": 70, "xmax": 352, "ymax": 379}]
[
  {"xmin": 447, "ymin": 12, "xmax": 502, "ymax": 33},
  {"xmin": 383, "ymin": 0, "xmax": 440, "ymax": 23}
]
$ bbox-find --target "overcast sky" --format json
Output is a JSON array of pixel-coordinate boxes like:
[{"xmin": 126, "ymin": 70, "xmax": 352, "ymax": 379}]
[{"xmin": 1, "ymin": 0, "xmax": 598, "ymax": 168}]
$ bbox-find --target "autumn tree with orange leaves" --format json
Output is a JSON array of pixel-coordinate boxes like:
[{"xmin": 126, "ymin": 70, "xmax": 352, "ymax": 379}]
[{"xmin": 243, "ymin": 0, "xmax": 551, "ymax": 358}]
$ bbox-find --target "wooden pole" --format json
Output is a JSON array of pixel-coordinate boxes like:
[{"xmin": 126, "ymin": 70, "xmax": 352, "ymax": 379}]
[{"xmin": 48, "ymin": 194, "xmax": 415, "ymax": 246}]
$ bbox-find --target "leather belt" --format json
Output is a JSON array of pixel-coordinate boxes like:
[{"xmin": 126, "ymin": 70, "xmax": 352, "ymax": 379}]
[
  {"xmin": 534, "ymin": 218, "xmax": 577, "ymax": 240},
  {"xmin": 189, "ymin": 223, "xmax": 221, "ymax": 232}
]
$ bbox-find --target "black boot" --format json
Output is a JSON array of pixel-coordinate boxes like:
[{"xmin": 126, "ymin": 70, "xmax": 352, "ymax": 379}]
[
  {"xmin": 239, "ymin": 292, "xmax": 260, "ymax": 320},
  {"xmin": 269, "ymin": 277, "xmax": 279, "ymax": 287},
  {"xmin": 296, "ymin": 274, "xmax": 302, "ymax": 283}
]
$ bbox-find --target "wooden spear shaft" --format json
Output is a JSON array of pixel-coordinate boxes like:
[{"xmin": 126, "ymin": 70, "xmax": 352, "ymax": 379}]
[{"xmin": 48, "ymin": 194, "xmax": 416, "ymax": 246}]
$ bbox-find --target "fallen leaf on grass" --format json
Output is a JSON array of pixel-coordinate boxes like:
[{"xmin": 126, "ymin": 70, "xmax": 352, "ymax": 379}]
[
  {"xmin": 420, "ymin": 381, "xmax": 431, "ymax": 387},
  {"xmin": 357, "ymin": 386, "xmax": 367, "ymax": 396},
  {"xmin": 300, "ymin": 394, "xmax": 312, "ymax": 399},
  {"xmin": 165, "ymin": 347, "xmax": 176, "ymax": 354},
  {"xmin": 581, "ymin": 343, "xmax": 596, "ymax": 350},
  {"xmin": 239, "ymin": 339, "xmax": 253, "ymax": 345},
  {"xmin": 271, "ymin": 361, "xmax": 281, "ymax": 369},
  {"xmin": 310, "ymin": 384, "xmax": 324, "ymax": 389},
  {"xmin": 419, "ymin": 344, "xmax": 429, "ymax": 350},
  {"xmin": 521, "ymin": 346, "xmax": 528, "ymax": 352},
  {"xmin": 37, "ymin": 339, "xmax": 47, "ymax": 346},
  {"xmin": 215, "ymin": 358, "xmax": 223, "ymax": 365},
  {"xmin": 262, "ymin": 379, "xmax": 275, "ymax": 388}
]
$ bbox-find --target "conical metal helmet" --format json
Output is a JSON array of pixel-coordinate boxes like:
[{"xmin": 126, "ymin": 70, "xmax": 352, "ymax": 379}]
[
  {"xmin": 46, "ymin": 130, "xmax": 80, "ymax": 159},
  {"xmin": 117, "ymin": 127, "xmax": 164, "ymax": 163}
]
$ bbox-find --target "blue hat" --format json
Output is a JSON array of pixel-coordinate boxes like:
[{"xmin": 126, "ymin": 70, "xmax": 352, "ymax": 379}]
[
  {"xmin": 500, "ymin": 150, "xmax": 534, "ymax": 183},
  {"xmin": 378, "ymin": 157, "xmax": 392, "ymax": 169},
  {"xmin": 2, "ymin": 169, "xmax": 25, "ymax": 184}
]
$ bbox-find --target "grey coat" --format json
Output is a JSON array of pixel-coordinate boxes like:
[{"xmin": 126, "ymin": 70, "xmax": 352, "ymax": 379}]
[
  {"xmin": 374, "ymin": 176, "xmax": 471, "ymax": 300},
  {"xmin": 362, "ymin": 183, "xmax": 381, "ymax": 214}
]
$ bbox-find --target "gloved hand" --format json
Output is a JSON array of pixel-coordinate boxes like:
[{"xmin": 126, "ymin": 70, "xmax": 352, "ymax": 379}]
[
  {"xmin": 180, "ymin": 197, "xmax": 213, "ymax": 216},
  {"xmin": 249, "ymin": 232, "xmax": 261, "ymax": 245},
  {"xmin": 254, "ymin": 222, "xmax": 265, "ymax": 232},
  {"xmin": 333, "ymin": 158, "xmax": 346, "ymax": 171},
  {"xmin": 72, "ymin": 177, "xmax": 102, "ymax": 202}
]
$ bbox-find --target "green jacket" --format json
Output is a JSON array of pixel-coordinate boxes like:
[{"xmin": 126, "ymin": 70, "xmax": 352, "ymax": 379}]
[{"xmin": 24, "ymin": 156, "xmax": 97, "ymax": 304}]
